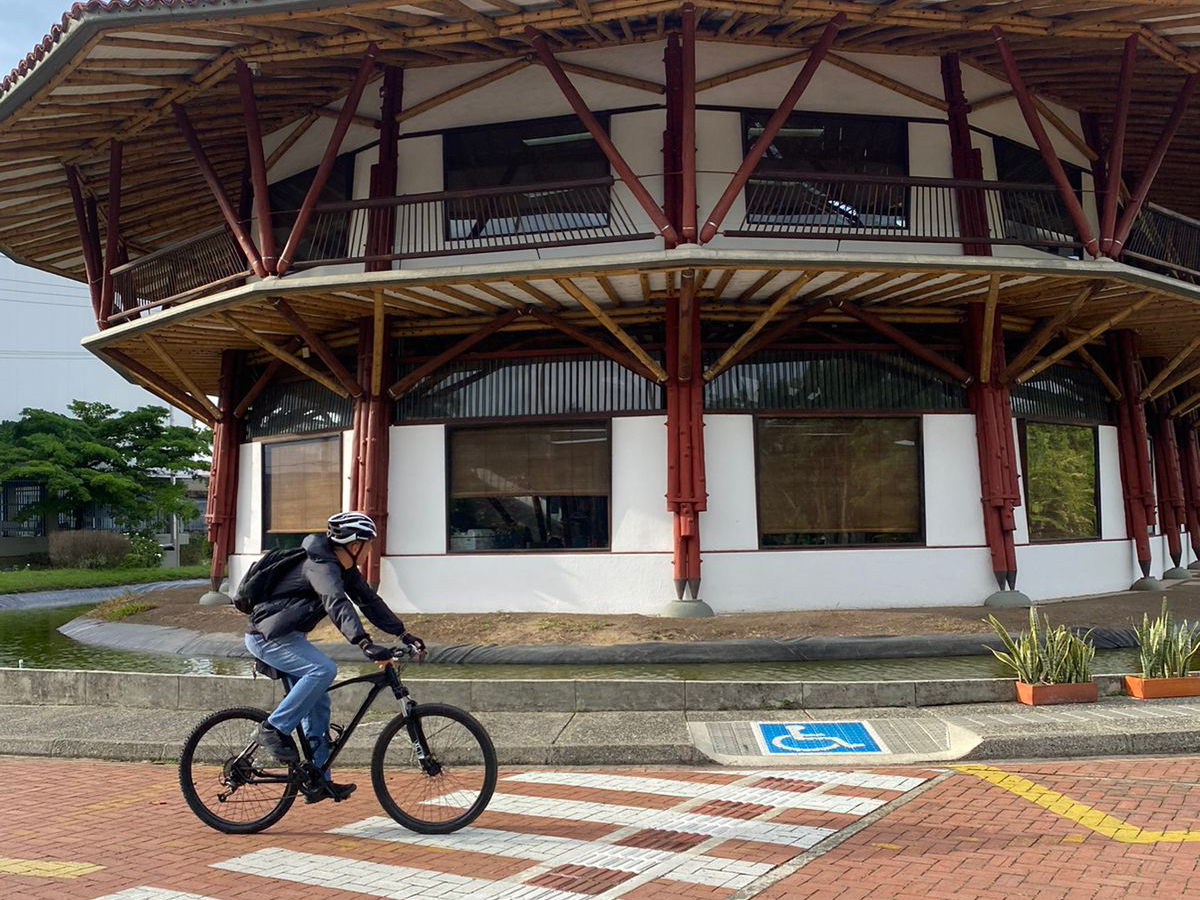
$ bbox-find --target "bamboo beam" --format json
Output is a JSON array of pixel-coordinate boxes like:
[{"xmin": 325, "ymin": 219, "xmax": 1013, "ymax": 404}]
[
  {"xmin": 1002, "ymin": 281, "xmax": 1102, "ymax": 382},
  {"xmin": 1075, "ymin": 345, "xmax": 1122, "ymax": 401},
  {"xmin": 1141, "ymin": 334, "xmax": 1200, "ymax": 400},
  {"xmin": 396, "ymin": 58, "xmax": 530, "ymax": 124},
  {"xmin": 234, "ymin": 339, "xmax": 303, "ymax": 419},
  {"xmin": 220, "ymin": 312, "xmax": 350, "ymax": 397},
  {"xmin": 1111, "ymin": 72, "xmax": 1200, "ymax": 254},
  {"xmin": 172, "ymin": 103, "xmax": 267, "ymax": 278},
  {"xmin": 1148, "ymin": 360, "xmax": 1200, "ymax": 403},
  {"xmin": 266, "ymin": 113, "xmax": 319, "ymax": 171},
  {"xmin": 1015, "ymin": 295, "xmax": 1154, "ymax": 384},
  {"xmin": 699, "ymin": 14, "xmax": 844, "ymax": 243},
  {"xmin": 270, "ymin": 297, "xmax": 364, "ymax": 397},
  {"xmin": 64, "ymin": 165, "xmax": 101, "ymax": 320},
  {"xmin": 526, "ymin": 307, "xmax": 658, "ymax": 381},
  {"xmin": 559, "ymin": 59, "xmax": 663, "ymax": 93},
  {"xmin": 525, "ymin": 28, "xmax": 679, "ymax": 244},
  {"xmin": 1103, "ymin": 34, "xmax": 1138, "ymax": 254},
  {"xmin": 143, "ymin": 335, "xmax": 222, "ymax": 420},
  {"xmin": 372, "ymin": 289, "xmax": 386, "ymax": 396},
  {"xmin": 103, "ymin": 349, "xmax": 215, "ymax": 426},
  {"xmin": 979, "ymin": 273, "xmax": 1000, "ymax": 382},
  {"xmin": 235, "ymin": 60, "xmax": 277, "ymax": 273},
  {"xmin": 388, "ymin": 309, "xmax": 521, "ymax": 398},
  {"xmin": 991, "ymin": 27, "xmax": 1099, "ymax": 258},
  {"xmin": 556, "ymin": 278, "xmax": 668, "ymax": 381},
  {"xmin": 695, "ymin": 50, "xmax": 808, "ymax": 92},
  {"xmin": 703, "ymin": 273, "xmax": 814, "ymax": 381},
  {"xmin": 824, "ymin": 52, "xmax": 949, "ymax": 110},
  {"xmin": 839, "ymin": 300, "xmax": 974, "ymax": 385},
  {"xmin": 277, "ymin": 44, "xmax": 378, "ymax": 275},
  {"xmin": 713, "ymin": 297, "xmax": 834, "ymax": 374}
]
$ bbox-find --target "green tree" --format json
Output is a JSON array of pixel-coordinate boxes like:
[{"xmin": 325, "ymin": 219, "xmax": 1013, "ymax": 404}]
[{"xmin": 0, "ymin": 402, "xmax": 211, "ymax": 530}]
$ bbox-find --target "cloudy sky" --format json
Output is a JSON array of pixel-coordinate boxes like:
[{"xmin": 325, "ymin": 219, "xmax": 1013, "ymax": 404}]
[{"xmin": 0, "ymin": 2, "xmax": 168, "ymax": 421}]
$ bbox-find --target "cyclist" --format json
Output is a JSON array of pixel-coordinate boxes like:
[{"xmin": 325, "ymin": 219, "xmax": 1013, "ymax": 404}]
[{"xmin": 244, "ymin": 511, "xmax": 426, "ymax": 803}]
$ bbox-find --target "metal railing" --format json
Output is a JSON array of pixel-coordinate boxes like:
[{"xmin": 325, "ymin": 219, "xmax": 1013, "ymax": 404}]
[
  {"xmin": 728, "ymin": 173, "xmax": 1084, "ymax": 254},
  {"xmin": 1123, "ymin": 203, "xmax": 1200, "ymax": 284},
  {"xmin": 291, "ymin": 177, "xmax": 653, "ymax": 268},
  {"xmin": 110, "ymin": 225, "xmax": 250, "ymax": 322}
]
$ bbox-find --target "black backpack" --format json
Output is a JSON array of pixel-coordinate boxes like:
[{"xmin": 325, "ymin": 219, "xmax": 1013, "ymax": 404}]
[{"xmin": 233, "ymin": 548, "xmax": 307, "ymax": 614}]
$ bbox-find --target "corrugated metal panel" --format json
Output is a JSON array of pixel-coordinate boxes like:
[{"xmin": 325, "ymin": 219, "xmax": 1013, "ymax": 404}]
[
  {"xmin": 244, "ymin": 380, "xmax": 354, "ymax": 438},
  {"xmin": 1011, "ymin": 363, "xmax": 1114, "ymax": 423},
  {"xmin": 705, "ymin": 349, "xmax": 967, "ymax": 411},
  {"xmin": 396, "ymin": 353, "xmax": 664, "ymax": 421}
]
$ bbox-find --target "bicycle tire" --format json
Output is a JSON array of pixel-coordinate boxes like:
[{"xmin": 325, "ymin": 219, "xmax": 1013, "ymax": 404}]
[
  {"xmin": 371, "ymin": 703, "xmax": 497, "ymax": 834},
  {"xmin": 179, "ymin": 706, "xmax": 298, "ymax": 834}
]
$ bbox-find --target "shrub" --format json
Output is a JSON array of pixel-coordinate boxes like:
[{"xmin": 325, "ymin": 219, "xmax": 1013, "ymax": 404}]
[
  {"xmin": 121, "ymin": 531, "xmax": 163, "ymax": 569},
  {"xmin": 49, "ymin": 530, "xmax": 132, "ymax": 569},
  {"xmin": 1134, "ymin": 599, "xmax": 1200, "ymax": 679},
  {"xmin": 92, "ymin": 592, "xmax": 158, "ymax": 622},
  {"xmin": 987, "ymin": 608, "xmax": 1095, "ymax": 685},
  {"xmin": 179, "ymin": 535, "xmax": 212, "ymax": 566}
]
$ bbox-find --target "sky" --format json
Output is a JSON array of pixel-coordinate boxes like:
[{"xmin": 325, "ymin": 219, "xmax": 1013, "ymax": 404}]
[{"xmin": 0, "ymin": 2, "xmax": 169, "ymax": 421}]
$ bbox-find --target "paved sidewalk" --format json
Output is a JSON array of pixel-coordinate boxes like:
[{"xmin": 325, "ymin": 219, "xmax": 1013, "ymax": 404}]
[{"xmin": 3, "ymin": 695, "xmax": 1200, "ymax": 766}]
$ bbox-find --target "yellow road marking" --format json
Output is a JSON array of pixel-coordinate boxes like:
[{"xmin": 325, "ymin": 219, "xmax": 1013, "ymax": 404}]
[
  {"xmin": 0, "ymin": 858, "xmax": 105, "ymax": 879},
  {"xmin": 956, "ymin": 763, "xmax": 1200, "ymax": 844},
  {"xmin": 871, "ymin": 842, "xmax": 903, "ymax": 850}
]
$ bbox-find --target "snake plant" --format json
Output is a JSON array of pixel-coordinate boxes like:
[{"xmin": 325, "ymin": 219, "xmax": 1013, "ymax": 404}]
[
  {"xmin": 1134, "ymin": 599, "xmax": 1200, "ymax": 680},
  {"xmin": 986, "ymin": 608, "xmax": 1095, "ymax": 685}
]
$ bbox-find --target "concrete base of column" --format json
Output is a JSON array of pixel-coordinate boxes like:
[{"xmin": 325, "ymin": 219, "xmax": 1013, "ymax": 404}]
[
  {"xmin": 199, "ymin": 591, "xmax": 232, "ymax": 607},
  {"xmin": 1131, "ymin": 576, "xmax": 1167, "ymax": 591},
  {"xmin": 1189, "ymin": 559, "xmax": 1200, "ymax": 570},
  {"xmin": 983, "ymin": 590, "xmax": 1032, "ymax": 608},
  {"xmin": 1163, "ymin": 567, "xmax": 1192, "ymax": 580},
  {"xmin": 659, "ymin": 598, "xmax": 715, "ymax": 618}
]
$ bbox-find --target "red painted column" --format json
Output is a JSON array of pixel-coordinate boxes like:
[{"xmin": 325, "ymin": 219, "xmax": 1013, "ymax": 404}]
[
  {"xmin": 1111, "ymin": 330, "xmax": 1157, "ymax": 578},
  {"xmin": 680, "ymin": 2, "xmax": 698, "ymax": 243},
  {"xmin": 208, "ymin": 351, "xmax": 241, "ymax": 592},
  {"xmin": 351, "ymin": 316, "xmax": 391, "ymax": 588},
  {"xmin": 940, "ymin": 53, "xmax": 990, "ymax": 256},
  {"xmin": 98, "ymin": 140, "xmax": 123, "ymax": 327},
  {"xmin": 367, "ymin": 66, "xmax": 403, "ymax": 272},
  {"xmin": 662, "ymin": 33, "xmax": 683, "ymax": 249},
  {"xmin": 1181, "ymin": 423, "xmax": 1200, "ymax": 566},
  {"xmin": 966, "ymin": 305, "xmax": 1022, "ymax": 594},
  {"xmin": 1153, "ymin": 394, "xmax": 1188, "ymax": 570}
]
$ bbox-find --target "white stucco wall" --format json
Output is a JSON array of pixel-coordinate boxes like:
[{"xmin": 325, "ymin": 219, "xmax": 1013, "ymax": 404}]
[{"xmin": 234, "ymin": 441, "xmax": 262, "ymax": 557}]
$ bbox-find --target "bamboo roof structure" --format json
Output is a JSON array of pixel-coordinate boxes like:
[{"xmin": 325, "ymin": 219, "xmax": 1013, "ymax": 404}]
[{"xmin": 6, "ymin": 0, "xmax": 1200, "ymax": 282}]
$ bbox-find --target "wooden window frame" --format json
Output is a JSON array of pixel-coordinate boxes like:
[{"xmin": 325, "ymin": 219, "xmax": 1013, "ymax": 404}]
[{"xmin": 260, "ymin": 432, "xmax": 345, "ymax": 548}]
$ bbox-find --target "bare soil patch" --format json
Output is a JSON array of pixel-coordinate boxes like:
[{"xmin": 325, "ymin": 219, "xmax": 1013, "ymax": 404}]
[{"xmin": 89, "ymin": 581, "xmax": 1200, "ymax": 647}]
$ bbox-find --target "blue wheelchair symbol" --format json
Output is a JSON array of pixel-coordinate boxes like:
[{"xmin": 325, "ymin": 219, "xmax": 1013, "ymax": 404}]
[{"xmin": 757, "ymin": 721, "xmax": 884, "ymax": 754}]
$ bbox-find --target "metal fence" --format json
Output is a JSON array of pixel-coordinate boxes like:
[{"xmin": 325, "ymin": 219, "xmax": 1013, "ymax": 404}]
[
  {"xmin": 110, "ymin": 225, "xmax": 250, "ymax": 322},
  {"xmin": 293, "ymin": 177, "xmax": 653, "ymax": 268},
  {"xmin": 730, "ymin": 173, "xmax": 1083, "ymax": 254},
  {"xmin": 1123, "ymin": 203, "xmax": 1200, "ymax": 284}
]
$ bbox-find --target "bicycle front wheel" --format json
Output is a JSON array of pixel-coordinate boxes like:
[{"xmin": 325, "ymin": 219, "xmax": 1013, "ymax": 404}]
[
  {"xmin": 179, "ymin": 706, "xmax": 298, "ymax": 834},
  {"xmin": 371, "ymin": 703, "xmax": 497, "ymax": 834}
]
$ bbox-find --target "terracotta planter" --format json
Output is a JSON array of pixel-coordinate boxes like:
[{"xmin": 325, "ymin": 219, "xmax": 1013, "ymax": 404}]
[
  {"xmin": 1124, "ymin": 674, "xmax": 1200, "ymax": 699},
  {"xmin": 1015, "ymin": 680, "xmax": 1099, "ymax": 706}
]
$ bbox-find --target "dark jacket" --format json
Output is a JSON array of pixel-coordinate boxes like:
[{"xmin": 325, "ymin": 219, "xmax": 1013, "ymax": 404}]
[{"xmin": 247, "ymin": 534, "xmax": 406, "ymax": 643}]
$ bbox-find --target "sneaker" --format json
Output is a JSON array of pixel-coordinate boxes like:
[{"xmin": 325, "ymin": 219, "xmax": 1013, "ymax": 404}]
[
  {"xmin": 254, "ymin": 722, "xmax": 299, "ymax": 765},
  {"xmin": 305, "ymin": 780, "xmax": 357, "ymax": 804}
]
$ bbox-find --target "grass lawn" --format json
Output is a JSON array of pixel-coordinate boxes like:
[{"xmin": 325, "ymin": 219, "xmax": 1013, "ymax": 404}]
[{"xmin": 0, "ymin": 564, "xmax": 209, "ymax": 594}]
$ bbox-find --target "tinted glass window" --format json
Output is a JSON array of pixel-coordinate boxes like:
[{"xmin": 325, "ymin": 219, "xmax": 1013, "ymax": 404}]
[{"xmin": 1021, "ymin": 421, "xmax": 1098, "ymax": 541}]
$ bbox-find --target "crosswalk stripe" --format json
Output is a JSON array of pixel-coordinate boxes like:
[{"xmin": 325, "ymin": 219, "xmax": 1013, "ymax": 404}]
[
  {"xmin": 502, "ymin": 771, "xmax": 885, "ymax": 815},
  {"xmin": 332, "ymin": 817, "xmax": 774, "ymax": 888},
  {"xmin": 429, "ymin": 792, "xmax": 835, "ymax": 846},
  {"xmin": 213, "ymin": 847, "xmax": 584, "ymax": 900},
  {"xmin": 84, "ymin": 890, "xmax": 224, "ymax": 900},
  {"xmin": 741, "ymin": 770, "xmax": 927, "ymax": 791}
]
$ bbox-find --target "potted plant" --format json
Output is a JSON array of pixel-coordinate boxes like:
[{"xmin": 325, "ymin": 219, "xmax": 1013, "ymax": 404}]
[
  {"xmin": 987, "ymin": 609, "xmax": 1098, "ymax": 705},
  {"xmin": 1125, "ymin": 600, "xmax": 1200, "ymax": 699}
]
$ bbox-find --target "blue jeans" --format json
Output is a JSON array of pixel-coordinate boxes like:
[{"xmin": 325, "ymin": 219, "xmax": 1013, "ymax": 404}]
[{"xmin": 244, "ymin": 631, "xmax": 336, "ymax": 775}]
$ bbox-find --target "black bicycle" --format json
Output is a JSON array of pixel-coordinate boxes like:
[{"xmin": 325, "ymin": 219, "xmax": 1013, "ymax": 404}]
[{"xmin": 178, "ymin": 647, "xmax": 497, "ymax": 835}]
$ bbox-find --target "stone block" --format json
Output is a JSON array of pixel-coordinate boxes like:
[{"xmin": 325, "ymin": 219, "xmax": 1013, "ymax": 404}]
[
  {"xmin": 575, "ymin": 680, "xmax": 684, "ymax": 711},
  {"xmin": 176, "ymin": 673, "xmax": 275, "ymax": 711},
  {"xmin": 0, "ymin": 668, "xmax": 86, "ymax": 705},
  {"xmin": 683, "ymin": 681, "xmax": 802, "ymax": 711},
  {"xmin": 914, "ymin": 679, "xmax": 1014, "ymax": 707},
  {"xmin": 471, "ymin": 680, "xmax": 576, "ymax": 712},
  {"xmin": 802, "ymin": 680, "xmax": 917, "ymax": 709},
  {"xmin": 85, "ymin": 671, "xmax": 179, "ymax": 708},
  {"xmin": 401, "ymin": 679, "xmax": 473, "ymax": 709}
]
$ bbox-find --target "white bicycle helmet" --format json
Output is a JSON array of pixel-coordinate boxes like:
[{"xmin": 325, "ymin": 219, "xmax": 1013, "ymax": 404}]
[{"xmin": 327, "ymin": 511, "xmax": 378, "ymax": 545}]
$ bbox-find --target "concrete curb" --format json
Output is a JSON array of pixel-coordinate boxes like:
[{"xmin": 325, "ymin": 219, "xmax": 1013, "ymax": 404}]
[
  {"xmin": 0, "ymin": 580, "xmax": 208, "ymax": 611},
  {"xmin": 0, "ymin": 667, "xmax": 1133, "ymax": 714},
  {"xmin": 56, "ymin": 615, "xmax": 1142, "ymax": 664}
]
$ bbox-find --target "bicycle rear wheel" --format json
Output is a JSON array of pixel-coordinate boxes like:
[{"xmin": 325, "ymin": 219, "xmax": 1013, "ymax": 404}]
[
  {"xmin": 179, "ymin": 706, "xmax": 298, "ymax": 834},
  {"xmin": 371, "ymin": 703, "xmax": 497, "ymax": 834}
]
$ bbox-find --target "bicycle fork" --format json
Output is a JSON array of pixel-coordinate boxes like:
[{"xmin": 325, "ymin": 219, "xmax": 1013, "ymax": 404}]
[{"xmin": 399, "ymin": 693, "xmax": 442, "ymax": 776}]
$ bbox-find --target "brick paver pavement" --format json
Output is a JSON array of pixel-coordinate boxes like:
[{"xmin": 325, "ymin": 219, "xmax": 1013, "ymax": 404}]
[{"xmin": 4, "ymin": 756, "xmax": 1200, "ymax": 899}]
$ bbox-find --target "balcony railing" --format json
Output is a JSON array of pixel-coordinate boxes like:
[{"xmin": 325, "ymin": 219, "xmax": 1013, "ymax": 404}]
[
  {"xmin": 291, "ymin": 176, "xmax": 652, "ymax": 269},
  {"xmin": 729, "ymin": 173, "xmax": 1085, "ymax": 254},
  {"xmin": 110, "ymin": 225, "xmax": 251, "ymax": 323},
  {"xmin": 1123, "ymin": 203, "xmax": 1200, "ymax": 285}
]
